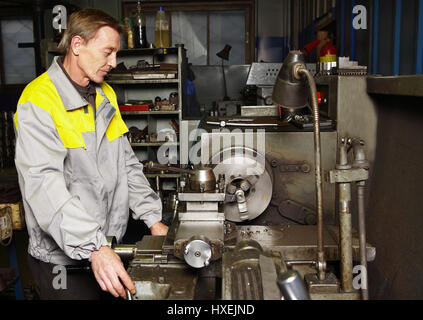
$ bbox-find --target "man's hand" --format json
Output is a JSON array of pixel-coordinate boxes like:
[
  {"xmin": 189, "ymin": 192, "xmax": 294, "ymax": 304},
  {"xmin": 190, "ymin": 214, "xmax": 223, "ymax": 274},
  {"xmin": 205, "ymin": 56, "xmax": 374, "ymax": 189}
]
[
  {"xmin": 90, "ymin": 246, "xmax": 136, "ymax": 298},
  {"xmin": 150, "ymin": 221, "xmax": 168, "ymax": 236}
]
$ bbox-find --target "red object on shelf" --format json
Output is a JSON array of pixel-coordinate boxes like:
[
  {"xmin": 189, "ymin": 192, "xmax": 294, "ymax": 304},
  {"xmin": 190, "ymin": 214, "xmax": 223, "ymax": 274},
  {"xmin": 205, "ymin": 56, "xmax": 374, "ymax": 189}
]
[
  {"xmin": 302, "ymin": 39, "xmax": 321, "ymax": 56},
  {"xmin": 119, "ymin": 104, "xmax": 150, "ymax": 112},
  {"xmin": 319, "ymin": 41, "xmax": 337, "ymax": 62}
]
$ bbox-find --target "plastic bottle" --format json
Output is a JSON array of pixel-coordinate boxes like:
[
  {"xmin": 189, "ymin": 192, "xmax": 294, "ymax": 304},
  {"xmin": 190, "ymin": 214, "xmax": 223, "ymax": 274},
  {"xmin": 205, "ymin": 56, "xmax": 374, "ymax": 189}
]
[
  {"xmin": 133, "ymin": 1, "xmax": 148, "ymax": 48},
  {"xmin": 122, "ymin": 16, "xmax": 134, "ymax": 49},
  {"xmin": 154, "ymin": 7, "xmax": 170, "ymax": 48}
]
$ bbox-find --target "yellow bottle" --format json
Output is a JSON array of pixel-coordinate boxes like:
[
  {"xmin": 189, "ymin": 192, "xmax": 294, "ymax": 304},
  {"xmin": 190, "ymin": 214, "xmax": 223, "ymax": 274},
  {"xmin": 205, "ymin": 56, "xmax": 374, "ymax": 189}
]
[{"xmin": 154, "ymin": 7, "xmax": 170, "ymax": 48}]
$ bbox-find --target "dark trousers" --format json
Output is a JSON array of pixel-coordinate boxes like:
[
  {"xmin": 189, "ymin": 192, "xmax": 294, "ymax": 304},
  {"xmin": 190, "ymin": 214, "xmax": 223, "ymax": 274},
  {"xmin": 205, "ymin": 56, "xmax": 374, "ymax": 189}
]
[{"xmin": 27, "ymin": 254, "xmax": 105, "ymax": 300}]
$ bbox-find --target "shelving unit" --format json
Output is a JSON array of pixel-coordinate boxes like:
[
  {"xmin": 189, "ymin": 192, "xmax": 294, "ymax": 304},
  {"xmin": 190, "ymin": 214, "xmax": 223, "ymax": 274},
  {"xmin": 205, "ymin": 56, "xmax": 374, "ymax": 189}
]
[{"xmin": 108, "ymin": 46, "xmax": 187, "ymax": 201}]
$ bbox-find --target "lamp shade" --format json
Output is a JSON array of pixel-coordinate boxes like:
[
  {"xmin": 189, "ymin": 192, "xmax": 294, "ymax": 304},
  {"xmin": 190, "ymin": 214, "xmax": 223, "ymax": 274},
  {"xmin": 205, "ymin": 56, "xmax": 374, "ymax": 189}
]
[
  {"xmin": 272, "ymin": 51, "xmax": 308, "ymax": 109},
  {"xmin": 216, "ymin": 44, "xmax": 232, "ymax": 61}
]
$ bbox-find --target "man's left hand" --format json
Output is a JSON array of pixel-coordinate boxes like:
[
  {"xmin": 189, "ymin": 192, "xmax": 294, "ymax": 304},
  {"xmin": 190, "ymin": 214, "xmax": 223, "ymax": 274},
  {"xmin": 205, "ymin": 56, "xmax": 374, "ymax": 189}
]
[{"xmin": 150, "ymin": 221, "xmax": 168, "ymax": 235}]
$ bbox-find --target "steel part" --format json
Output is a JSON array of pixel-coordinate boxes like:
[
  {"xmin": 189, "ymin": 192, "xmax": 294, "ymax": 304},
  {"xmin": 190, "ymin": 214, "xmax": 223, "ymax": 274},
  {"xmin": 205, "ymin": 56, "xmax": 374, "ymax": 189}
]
[
  {"xmin": 147, "ymin": 161, "xmax": 193, "ymax": 174},
  {"xmin": 184, "ymin": 236, "xmax": 212, "ymax": 268},
  {"xmin": 259, "ymin": 255, "xmax": 282, "ymax": 300},
  {"xmin": 337, "ymin": 141, "xmax": 354, "ymax": 293},
  {"xmin": 310, "ymin": 292, "xmax": 361, "ymax": 300},
  {"xmin": 246, "ymin": 63, "xmax": 282, "ymax": 86},
  {"xmin": 174, "ymin": 220, "xmax": 224, "ymax": 262},
  {"xmin": 278, "ymin": 199, "xmax": 317, "ymax": 225},
  {"xmin": 178, "ymin": 193, "xmax": 225, "ymax": 202},
  {"xmin": 317, "ymin": 61, "xmax": 337, "ymax": 76},
  {"xmin": 328, "ymin": 168, "xmax": 369, "ymax": 183},
  {"xmin": 241, "ymin": 105, "xmax": 279, "ymax": 117},
  {"xmin": 190, "ymin": 168, "xmax": 217, "ymax": 193},
  {"xmin": 211, "ymin": 147, "xmax": 273, "ymax": 222},
  {"xmin": 278, "ymin": 270, "xmax": 311, "ymax": 300},
  {"xmin": 349, "ymin": 138, "xmax": 370, "ymax": 169},
  {"xmin": 113, "ymin": 244, "xmax": 137, "ymax": 261},
  {"xmin": 218, "ymin": 174, "xmax": 225, "ymax": 193},
  {"xmin": 357, "ymin": 181, "xmax": 369, "ymax": 300},
  {"xmin": 304, "ymin": 272, "xmax": 340, "ymax": 294},
  {"xmin": 350, "ymin": 138, "xmax": 370, "ymax": 300},
  {"xmin": 186, "ymin": 201, "xmax": 218, "ymax": 212},
  {"xmin": 128, "ymin": 264, "xmax": 198, "ymax": 300},
  {"xmin": 228, "ymin": 225, "xmax": 376, "ymax": 263},
  {"xmin": 201, "ymin": 131, "xmax": 338, "ymax": 225},
  {"xmin": 297, "ymin": 66, "xmax": 326, "ymax": 281},
  {"xmin": 222, "ymin": 239, "xmax": 285, "ymax": 300},
  {"xmin": 126, "ymin": 289, "xmax": 133, "ymax": 300},
  {"xmin": 272, "ymin": 52, "xmax": 308, "ymax": 109},
  {"xmin": 206, "ymin": 121, "xmax": 279, "ymax": 128},
  {"xmin": 106, "ymin": 236, "xmax": 117, "ymax": 248},
  {"xmin": 285, "ymin": 260, "xmax": 316, "ymax": 266},
  {"xmin": 235, "ymin": 189, "xmax": 248, "ymax": 221},
  {"xmin": 278, "ymin": 161, "xmax": 311, "ymax": 173},
  {"xmin": 179, "ymin": 212, "xmax": 225, "ymax": 221}
]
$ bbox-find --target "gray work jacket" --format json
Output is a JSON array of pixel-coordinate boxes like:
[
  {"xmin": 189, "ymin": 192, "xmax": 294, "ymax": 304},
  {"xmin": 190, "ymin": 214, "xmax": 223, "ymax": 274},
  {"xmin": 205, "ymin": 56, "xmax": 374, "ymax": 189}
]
[{"xmin": 14, "ymin": 57, "xmax": 162, "ymax": 265}]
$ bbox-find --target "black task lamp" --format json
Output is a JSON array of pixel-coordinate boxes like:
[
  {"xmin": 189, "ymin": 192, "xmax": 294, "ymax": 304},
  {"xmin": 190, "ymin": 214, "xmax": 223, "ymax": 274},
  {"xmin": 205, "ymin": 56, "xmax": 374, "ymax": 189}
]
[
  {"xmin": 272, "ymin": 50, "xmax": 326, "ymax": 281},
  {"xmin": 216, "ymin": 44, "xmax": 232, "ymax": 101}
]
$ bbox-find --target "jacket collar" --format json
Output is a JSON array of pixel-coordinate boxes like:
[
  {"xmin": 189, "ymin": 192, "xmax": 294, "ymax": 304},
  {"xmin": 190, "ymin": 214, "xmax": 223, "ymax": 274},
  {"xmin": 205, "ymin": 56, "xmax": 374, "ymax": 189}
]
[{"xmin": 47, "ymin": 56, "xmax": 102, "ymax": 111}]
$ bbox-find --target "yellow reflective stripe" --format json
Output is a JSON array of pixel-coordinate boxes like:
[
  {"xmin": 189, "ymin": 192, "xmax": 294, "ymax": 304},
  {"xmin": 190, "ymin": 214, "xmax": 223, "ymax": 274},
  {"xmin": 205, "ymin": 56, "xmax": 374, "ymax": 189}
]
[
  {"xmin": 13, "ymin": 112, "xmax": 18, "ymax": 130},
  {"xmin": 17, "ymin": 72, "xmax": 87, "ymax": 149},
  {"xmin": 100, "ymin": 82, "xmax": 129, "ymax": 142},
  {"xmin": 16, "ymin": 74, "xmax": 128, "ymax": 148}
]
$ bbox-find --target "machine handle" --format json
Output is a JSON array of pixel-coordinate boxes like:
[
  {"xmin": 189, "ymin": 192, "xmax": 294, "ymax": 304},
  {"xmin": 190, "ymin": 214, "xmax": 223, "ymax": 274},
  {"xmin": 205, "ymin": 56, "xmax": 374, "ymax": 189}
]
[{"xmin": 277, "ymin": 270, "xmax": 311, "ymax": 300}]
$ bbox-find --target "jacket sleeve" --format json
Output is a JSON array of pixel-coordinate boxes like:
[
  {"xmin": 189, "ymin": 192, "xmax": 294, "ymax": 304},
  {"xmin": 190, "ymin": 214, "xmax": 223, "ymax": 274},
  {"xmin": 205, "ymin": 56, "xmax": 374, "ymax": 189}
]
[
  {"xmin": 122, "ymin": 137, "xmax": 162, "ymax": 228},
  {"xmin": 14, "ymin": 101, "xmax": 108, "ymax": 260}
]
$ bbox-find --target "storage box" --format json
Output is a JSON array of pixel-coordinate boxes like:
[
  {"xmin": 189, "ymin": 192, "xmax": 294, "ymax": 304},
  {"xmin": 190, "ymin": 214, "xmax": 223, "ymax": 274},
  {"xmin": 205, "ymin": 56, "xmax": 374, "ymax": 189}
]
[{"xmin": 0, "ymin": 201, "xmax": 25, "ymax": 231}]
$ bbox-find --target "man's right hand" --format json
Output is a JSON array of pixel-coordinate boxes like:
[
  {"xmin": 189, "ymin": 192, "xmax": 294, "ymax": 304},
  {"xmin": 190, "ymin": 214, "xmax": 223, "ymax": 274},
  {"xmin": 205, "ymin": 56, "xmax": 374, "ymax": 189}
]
[{"xmin": 90, "ymin": 246, "xmax": 136, "ymax": 298}]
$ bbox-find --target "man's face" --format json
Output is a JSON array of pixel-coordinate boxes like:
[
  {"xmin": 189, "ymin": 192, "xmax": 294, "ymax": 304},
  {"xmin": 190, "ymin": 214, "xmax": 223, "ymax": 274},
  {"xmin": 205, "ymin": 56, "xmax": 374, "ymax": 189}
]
[{"xmin": 77, "ymin": 26, "xmax": 121, "ymax": 84}]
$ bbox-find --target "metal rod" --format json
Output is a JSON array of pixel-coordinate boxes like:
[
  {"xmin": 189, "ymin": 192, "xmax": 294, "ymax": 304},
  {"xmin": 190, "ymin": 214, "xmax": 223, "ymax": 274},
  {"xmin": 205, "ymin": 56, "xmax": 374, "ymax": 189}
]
[
  {"xmin": 357, "ymin": 181, "xmax": 369, "ymax": 299},
  {"xmin": 113, "ymin": 244, "xmax": 136, "ymax": 261},
  {"xmin": 338, "ymin": 140, "xmax": 354, "ymax": 293},
  {"xmin": 285, "ymin": 260, "xmax": 316, "ymax": 266},
  {"xmin": 350, "ymin": 138, "xmax": 370, "ymax": 300},
  {"xmin": 339, "ymin": 182, "xmax": 354, "ymax": 292},
  {"xmin": 221, "ymin": 59, "xmax": 229, "ymax": 100},
  {"xmin": 297, "ymin": 67, "xmax": 326, "ymax": 281}
]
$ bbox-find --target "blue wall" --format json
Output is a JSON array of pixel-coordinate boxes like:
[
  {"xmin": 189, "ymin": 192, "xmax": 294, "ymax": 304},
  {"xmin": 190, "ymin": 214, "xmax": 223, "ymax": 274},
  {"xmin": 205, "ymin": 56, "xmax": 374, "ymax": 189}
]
[{"xmin": 337, "ymin": 0, "xmax": 423, "ymax": 75}]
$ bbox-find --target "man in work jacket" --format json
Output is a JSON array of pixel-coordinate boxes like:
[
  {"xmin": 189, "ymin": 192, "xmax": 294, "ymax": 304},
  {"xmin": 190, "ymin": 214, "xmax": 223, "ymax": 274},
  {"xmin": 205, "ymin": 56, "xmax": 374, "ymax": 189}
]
[{"xmin": 14, "ymin": 9, "xmax": 168, "ymax": 299}]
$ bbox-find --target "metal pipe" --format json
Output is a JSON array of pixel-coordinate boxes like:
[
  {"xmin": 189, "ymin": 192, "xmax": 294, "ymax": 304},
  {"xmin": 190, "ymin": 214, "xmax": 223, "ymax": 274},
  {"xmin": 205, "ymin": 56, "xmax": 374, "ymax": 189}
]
[
  {"xmin": 297, "ymin": 66, "xmax": 326, "ymax": 280},
  {"xmin": 337, "ymin": 140, "xmax": 354, "ymax": 293},
  {"xmin": 350, "ymin": 138, "xmax": 370, "ymax": 300},
  {"xmin": 113, "ymin": 244, "xmax": 137, "ymax": 261},
  {"xmin": 357, "ymin": 181, "xmax": 369, "ymax": 299},
  {"xmin": 285, "ymin": 260, "xmax": 316, "ymax": 266}
]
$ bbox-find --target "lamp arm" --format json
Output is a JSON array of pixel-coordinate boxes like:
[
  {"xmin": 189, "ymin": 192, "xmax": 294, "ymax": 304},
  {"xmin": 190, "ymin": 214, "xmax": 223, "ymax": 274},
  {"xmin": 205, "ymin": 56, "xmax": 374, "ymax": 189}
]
[{"xmin": 296, "ymin": 66, "xmax": 327, "ymax": 281}]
